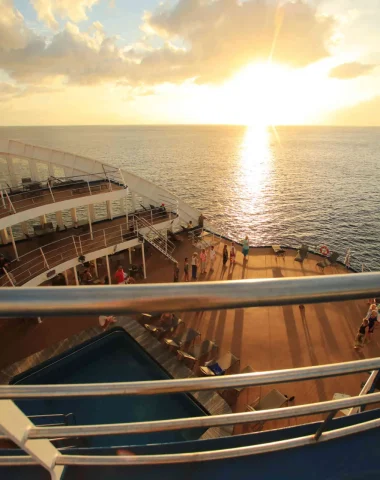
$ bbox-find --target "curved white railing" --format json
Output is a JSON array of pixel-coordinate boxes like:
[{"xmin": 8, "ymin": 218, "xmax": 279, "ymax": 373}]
[{"xmin": 1, "ymin": 207, "xmax": 177, "ymax": 286}]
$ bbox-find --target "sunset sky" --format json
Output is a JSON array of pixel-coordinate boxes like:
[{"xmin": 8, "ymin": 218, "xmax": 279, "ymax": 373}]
[{"xmin": 1, "ymin": 0, "xmax": 380, "ymax": 126}]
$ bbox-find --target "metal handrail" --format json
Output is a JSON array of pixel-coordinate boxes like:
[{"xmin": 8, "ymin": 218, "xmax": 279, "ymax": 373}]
[
  {"xmin": 2, "ymin": 417, "xmax": 380, "ymax": 467},
  {"xmin": 1, "ymin": 271, "xmax": 379, "ymax": 313},
  {"xmin": 2, "ymin": 357, "xmax": 380, "ymax": 398},
  {"xmin": 26, "ymin": 392, "xmax": 380, "ymax": 439},
  {"xmin": 55, "ymin": 418, "xmax": 380, "ymax": 465}
]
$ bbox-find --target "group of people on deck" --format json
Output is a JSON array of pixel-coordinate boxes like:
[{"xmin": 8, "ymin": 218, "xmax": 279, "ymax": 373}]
[
  {"xmin": 174, "ymin": 236, "xmax": 250, "ymax": 282},
  {"xmin": 354, "ymin": 302, "xmax": 380, "ymax": 350}
]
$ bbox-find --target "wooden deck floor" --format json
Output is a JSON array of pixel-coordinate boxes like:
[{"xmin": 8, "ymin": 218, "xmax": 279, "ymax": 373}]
[
  {"xmin": 0, "ymin": 232, "xmax": 378, "ymax": 434},
  {"xmin": 142, "ymin": 235, "xmax": 380, "ymax": 431}
]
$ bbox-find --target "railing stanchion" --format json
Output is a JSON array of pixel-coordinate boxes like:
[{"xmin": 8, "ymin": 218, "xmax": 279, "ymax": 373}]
[
  {"xmin": 314, "ymin": 410, "xmax": 338, "ymax": 441},
  {"xmin": 0, "ymin": 187, "xmax": 5, "ymax": 208},
  {"xmin": 87, "ymin": 181, "xmax": 92, "ymax": 196},
  {"xmin": 3, "ymin": 268, "xmax": 15, "ymax": 287},
  {"xmin": 4, "ymin": 190, "xmax": 16, "ymax": 214},
  {"xmin": 103, "ymin": 230, "xmax": 107, "ymax": 247},
  {"xmin": 72, "ymin": 236, "xmax": 78, "ymax": 256},
  {"xmin": 120, "ymin": 225, "xmax": 123, "ymax": 242},
  {"xmin": 47, "ymin": 180, "xmax": 56, "ymax": 203},
  {"xmin": 39, "ymin": 248, "xmax": 50, "ymax": 269},
  {"xmin": 78, "ymin": 236, "xmax": 83, "ymax": 254}
]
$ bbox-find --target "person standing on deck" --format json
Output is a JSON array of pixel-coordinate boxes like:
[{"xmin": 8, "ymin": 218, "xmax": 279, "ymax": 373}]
[
  {"xmin": 191, "ymin": 252, "xmax": 198, "ymax": 280},
  {"xmin": 173, "ymin": 262, "xmax": 179, "ymax": 282},
  {"xmin": 200, "ymin": 249, "xmax": 207, "ymax": 274},
  {"xmin": 230, "ymin": 242, "xmax": 236, "ymax": 264},
  {"xmin": 198, "ymin": 213, "xmax": 205, "ymax": 228},
  {"xmin": 184, "ymin": 257, "xmax": 190, "ymax": 281},
  {"xmin": 222, "ymin": 245, "xmax": 228, "ymax": 266},
  {"xmin": 354, "ymin": 319, "xmax": 369, "ymax": 350},
  {"xmin": 366, "ymin": 304, "xmax": 379, "ymax": 341},
  {"xmin": 242, "ymin": 236, "xmax": 250, "ymax": 261},
  {"xmin": 209, "ymin": 245, "xmax": 216, "ymax": 271}
]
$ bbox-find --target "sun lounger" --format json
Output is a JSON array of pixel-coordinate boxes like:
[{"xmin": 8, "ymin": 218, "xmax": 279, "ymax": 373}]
[
  {"xmin": 272, "ymin": 245, "xmax": 285, "ymax": 256},
  {"xmin": 317, "ymin": 251, "xmax": 340, "ymax": 271},
  {"xmin": 200, "ymin": 352, "xmax": 240, "ymax": 376},
  {"xmin": 177, "ymin": 339, "xmax": 218, "ymax": 365},
  {"xmin": 246, "ymin": 388, "xmax": 292, "ymax": 430},
  {"xmin": 144, "ymin": 315, "xmax": 184, "ymax": 336},
  {"xmin": 231, "ymin": 365, "xmax": 255, "ymax": 394},
  {"xmin": 163, "ymin": 328, "xmax": 200, "ymax": 350},
  {"xmin": 294, "ymin": 244, "xmax": 309, "ymax": 263}
]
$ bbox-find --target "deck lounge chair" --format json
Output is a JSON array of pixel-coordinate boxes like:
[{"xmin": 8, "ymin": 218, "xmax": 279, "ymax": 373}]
[
  {"xmin": 137, "ymin": 313, "xmax": 161, "ymax": 325},
  {"xmin": 231, "ymin": 365, "xmax": 255, "ymax": 395},
  {"xmin": 163, "ymin": 328, "xmax": 200, "ymax": 350},
  {"xmin": 177, "ymin": 340, "xmax": 218, "ymax": 365},
  {"xmin": 272, "ymin": 245, "xmax": 285, "ymax": 257},
  {"xmin": 294, "ymin": 245, "xmax": 309, "ymax": 263},
  {"xmin": 200, "ymin": 352, "xmax": 240, "ymax": 376},
  {"xmin": 144, "ymin": 314, "xmax": 184, "ymax": 336},
  {"xmin": 246, "ymin": 388, "xmax": 291, "ymax": 430},
  {"xmin": 316, "ymin": 251, "xmax": 340, "ymax": 271}
]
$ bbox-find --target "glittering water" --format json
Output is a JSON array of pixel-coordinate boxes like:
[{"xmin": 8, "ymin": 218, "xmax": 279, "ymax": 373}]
[{"xmin": 0, "ymin": 125, "xmax": 379, "ymax": 270}]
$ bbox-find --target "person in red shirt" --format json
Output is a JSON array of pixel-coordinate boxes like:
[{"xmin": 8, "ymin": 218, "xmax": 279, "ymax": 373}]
[{"xmin": 115, "ymin": 265, "xmax": 127, "ymax": 284}]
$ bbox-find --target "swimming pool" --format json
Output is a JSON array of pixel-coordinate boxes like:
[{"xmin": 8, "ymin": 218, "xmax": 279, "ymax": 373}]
[{"xmin": 11, "ymin": 328, "xmax": 207, "ymax": 447}]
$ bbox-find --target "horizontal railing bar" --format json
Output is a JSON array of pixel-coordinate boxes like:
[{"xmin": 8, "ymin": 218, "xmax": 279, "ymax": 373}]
[
  {"xmin": 1, "ymin": 272, "xmax": 380, "ymax": 317},
  {"xmin": 28, "ymin": 392, "xmax": 380, "ymax": 438},
  {"xmin": 56, "ymin": 418, "xmax": 380, "ymax": 466},
  {"xmin": 2, "ymin": 357, "xmax": 380, "ymax": 398},
  {"xmin": 0, "ymin": 456, "xmax": 38, "ymax": 466}
]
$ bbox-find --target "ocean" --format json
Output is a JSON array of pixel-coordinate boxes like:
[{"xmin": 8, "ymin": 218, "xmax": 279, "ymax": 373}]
[{"xmin": 0, "ymin": 125, "xmax": 379, "ymax": 271}]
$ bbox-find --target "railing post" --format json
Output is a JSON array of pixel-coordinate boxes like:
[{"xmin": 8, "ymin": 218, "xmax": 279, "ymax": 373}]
[
  {"xmin": 118, "ymin": 168, "xmax": 127, "ymax": 187},
  {"xmin": 103, "ymin": 230, "xmax": 107, "ymax": 247},
  {"xmin": 8, "ymin": 226, "xmax": 19, "ymax": 261},
  {"xmin": 47, "ymin": 180, "xmax": 56, "ymax": 203},
  {"xmin": 40, "ymin": 248, "xmax": 50, "ymax": 269},
  {"xmin": 120, "ymin": 225, "xmax": 123, "ymax": 242},
  {"xmin": 0, "ymin": 187, "xmax": 5, "ymax": 208},
  {"xmin": 0, "ymin": 400, "xmax": 64, "ymax": 479},
  {"xmin": 87, "ymin": 181, "xmax": 92, "ymax": 196},
  {"xmin": 150, "ymin": 209, "xmax": 153, "ymax": 224},
  {"xmin": 78, "ymin": 236, "xmax": 83, "ymax": 254},
  {"xmin": 142, "ymin": 240, "xmax": 147, "ymax": 279},
  {"xmin": 5, "ymin": 190, "xmax": 16, "ymax": 214},
  {"xmin": 3, "ymin": 268, "xmax": 15, "ymax": 287},
  {"xmin": 314, "ymin": 410, "xmax": 338, "ymax": 441},
  {"xmin": 72, "ymin": 236, "xmax": 78, "ymax": 256}
]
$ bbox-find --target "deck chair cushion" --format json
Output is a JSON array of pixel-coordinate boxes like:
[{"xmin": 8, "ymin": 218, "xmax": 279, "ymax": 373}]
[{"xmin": 208, "ymin": 362, "xmax": 225, "ymax": 376}]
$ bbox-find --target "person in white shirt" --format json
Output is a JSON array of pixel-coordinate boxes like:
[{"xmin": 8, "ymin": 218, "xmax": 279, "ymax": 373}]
[{"xmin": 209, "ymin": 245, "xmax": 216, "ymax": 271}]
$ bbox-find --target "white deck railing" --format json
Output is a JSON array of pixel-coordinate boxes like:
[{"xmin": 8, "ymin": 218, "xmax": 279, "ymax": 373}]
[{"xmin": 0, "ymin": 274, "xmax": 380, "ymax": 474}]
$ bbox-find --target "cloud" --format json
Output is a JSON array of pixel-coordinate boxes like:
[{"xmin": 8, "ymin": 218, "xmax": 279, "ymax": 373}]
[
  {"xmin": 0, "ymin": 0, "xmax": 337, "ymax": 89},
  {"xmin": 327, "ymin": 95, "xmax": 380, "ymax": 126},
  {"xmin": 141, "ymin": 0, "xmax": 336, "ymax": 82},
  {"xmin": 329, "ymin": 62, "xmax": 378, "ymax": 79},
  {"xmin": 0, "ymin": 81, "xmax": 62, "ymax": 102},
  {"xmin": 0, "ymin": 0, "xmax": 32, "ymax": 50},
  {"xmin": 31, "ymin": 0, "xmax": 99, "ymax": 30}
]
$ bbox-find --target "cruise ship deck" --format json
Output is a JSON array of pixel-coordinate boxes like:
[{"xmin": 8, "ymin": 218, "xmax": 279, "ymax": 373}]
[{"xmin": 0, "ymin": 232, "xmax": 376, "ymax": 433}]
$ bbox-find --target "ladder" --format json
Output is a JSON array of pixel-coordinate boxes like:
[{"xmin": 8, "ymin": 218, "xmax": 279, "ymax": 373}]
[{"xmin": 134, "ymin": 216, "xmax": 177, "ymax": 263}]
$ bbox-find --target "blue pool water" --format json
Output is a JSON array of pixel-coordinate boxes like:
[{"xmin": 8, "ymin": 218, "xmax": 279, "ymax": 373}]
[{"xmin": 11, "ymin": 328, "xmax": 207, "ymax": 447}]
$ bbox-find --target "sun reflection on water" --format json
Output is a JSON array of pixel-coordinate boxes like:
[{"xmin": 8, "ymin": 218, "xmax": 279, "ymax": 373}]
[{"xmin": 239, "ymin": 125, "xmax": 272, "ymax": 202}]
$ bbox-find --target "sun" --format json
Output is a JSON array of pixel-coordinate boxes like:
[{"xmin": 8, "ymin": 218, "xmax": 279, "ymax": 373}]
[{"xmin": 222, "ymin": 62, "xmax": 294, "ymax": 127}]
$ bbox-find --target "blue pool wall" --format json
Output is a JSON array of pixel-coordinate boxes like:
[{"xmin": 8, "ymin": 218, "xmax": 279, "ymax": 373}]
[{"xmin": 10, "ymin": 328, "xmax": 207, "ymax": 446}]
